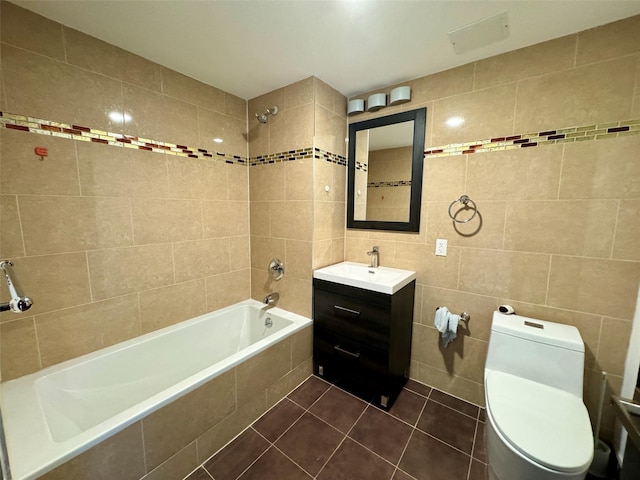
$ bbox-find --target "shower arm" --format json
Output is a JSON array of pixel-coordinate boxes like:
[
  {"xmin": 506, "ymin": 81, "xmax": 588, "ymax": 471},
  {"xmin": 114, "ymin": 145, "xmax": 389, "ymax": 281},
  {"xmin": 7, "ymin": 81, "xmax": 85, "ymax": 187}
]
[
  {"xmin": 255, "ymin": 105, "xmax": 279, "ymax": 123},
  {"xmin": 0, "ymin": 260, "xmax": 33, "ymax": 313}
]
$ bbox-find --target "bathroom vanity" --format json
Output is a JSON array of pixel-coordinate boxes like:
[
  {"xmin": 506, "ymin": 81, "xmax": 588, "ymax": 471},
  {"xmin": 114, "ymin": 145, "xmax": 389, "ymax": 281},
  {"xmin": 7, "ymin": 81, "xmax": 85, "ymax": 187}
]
[{"xmin": 312, "ymin": 262, "xmax": 416, "ymax": 409}]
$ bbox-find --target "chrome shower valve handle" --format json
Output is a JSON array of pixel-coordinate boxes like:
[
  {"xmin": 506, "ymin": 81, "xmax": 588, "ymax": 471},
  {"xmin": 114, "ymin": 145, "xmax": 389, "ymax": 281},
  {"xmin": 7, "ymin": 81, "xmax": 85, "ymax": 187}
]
[
  {"xmin": 269, "ymin": 258, "xmax": 285, "ymax": 281},
  {"xmin": 0, "ymin": 260, "xmax": 33, "ymax": 313}
]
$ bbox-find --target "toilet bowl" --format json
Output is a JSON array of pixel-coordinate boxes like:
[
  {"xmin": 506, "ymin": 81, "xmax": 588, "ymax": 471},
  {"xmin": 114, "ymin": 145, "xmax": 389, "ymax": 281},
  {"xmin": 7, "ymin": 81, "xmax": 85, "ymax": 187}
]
[{"xmin": 484, "ymin": 312, "xmax": 594, "ymax": 480}]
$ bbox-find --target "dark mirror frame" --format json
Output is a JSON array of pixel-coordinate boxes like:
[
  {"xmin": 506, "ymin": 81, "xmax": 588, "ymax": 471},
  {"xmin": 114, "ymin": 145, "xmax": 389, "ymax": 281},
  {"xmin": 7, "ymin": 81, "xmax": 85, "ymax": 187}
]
[{"xmin": 346, "ymin": 107, "xmax": 427, "ymax": 232}]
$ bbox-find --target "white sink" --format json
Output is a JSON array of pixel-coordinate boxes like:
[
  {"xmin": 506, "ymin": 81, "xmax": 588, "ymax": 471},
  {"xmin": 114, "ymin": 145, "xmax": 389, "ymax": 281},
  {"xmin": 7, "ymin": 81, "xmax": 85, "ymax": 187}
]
[{"xmin": 313, "ymin": 261, "xmax": 416, "ymax": 294}]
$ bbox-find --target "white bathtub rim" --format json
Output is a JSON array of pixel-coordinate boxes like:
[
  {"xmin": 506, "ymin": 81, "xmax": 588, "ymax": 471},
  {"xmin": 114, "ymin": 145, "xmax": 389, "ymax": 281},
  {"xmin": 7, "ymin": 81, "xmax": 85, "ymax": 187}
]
[
  {"xmin": 1, "ymin": 299, "xmax": 311, "ymax": 480},
  {"xmin": 15, "ymin": 299, "xmax": 306, "ymax": 380}
]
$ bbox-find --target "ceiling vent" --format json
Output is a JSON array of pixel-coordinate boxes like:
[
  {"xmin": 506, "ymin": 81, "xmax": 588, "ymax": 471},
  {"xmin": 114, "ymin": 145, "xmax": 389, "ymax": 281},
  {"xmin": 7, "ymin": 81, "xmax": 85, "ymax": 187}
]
[{"xmin": 448, "ymin": 11, "xmax": 509, "ymax": 54}]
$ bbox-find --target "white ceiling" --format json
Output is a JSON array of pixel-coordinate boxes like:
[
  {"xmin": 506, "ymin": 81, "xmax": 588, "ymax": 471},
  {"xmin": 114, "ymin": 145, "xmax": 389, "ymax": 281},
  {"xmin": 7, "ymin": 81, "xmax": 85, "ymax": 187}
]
[{"xmin": 12, "ymin": 0, "xmax": 640, "ymax": 100}]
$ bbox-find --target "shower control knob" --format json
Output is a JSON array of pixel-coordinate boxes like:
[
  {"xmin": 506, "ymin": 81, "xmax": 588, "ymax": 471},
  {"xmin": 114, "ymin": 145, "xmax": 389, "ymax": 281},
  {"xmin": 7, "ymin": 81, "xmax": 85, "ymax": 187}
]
[{"xmin": 269, "ymin": 258, "xmax": 285, "ymax": 281}]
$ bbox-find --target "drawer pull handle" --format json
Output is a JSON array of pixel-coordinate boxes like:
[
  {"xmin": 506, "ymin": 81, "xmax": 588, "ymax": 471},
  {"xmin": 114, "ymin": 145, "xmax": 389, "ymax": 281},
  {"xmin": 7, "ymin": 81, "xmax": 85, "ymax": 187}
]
[
  {"xmin": 334, "ymin": 345, "xmax": 361, "ymax": 358},
  {"xmin": 334, "ymin": 305, "xmax": 361, "ymax": 316}
]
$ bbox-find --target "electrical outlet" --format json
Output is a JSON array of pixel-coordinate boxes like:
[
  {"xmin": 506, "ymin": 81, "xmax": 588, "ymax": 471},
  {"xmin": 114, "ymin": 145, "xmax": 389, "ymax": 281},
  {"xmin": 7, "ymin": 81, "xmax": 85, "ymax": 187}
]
[{"xmin": 435, "ymin": 239, "xmax": 448, "ymax": 256}]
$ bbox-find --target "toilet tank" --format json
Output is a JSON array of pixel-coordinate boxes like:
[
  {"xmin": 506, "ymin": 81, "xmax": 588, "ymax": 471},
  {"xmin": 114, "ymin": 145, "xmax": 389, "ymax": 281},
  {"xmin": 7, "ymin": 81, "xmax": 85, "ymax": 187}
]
[{"xmin": 485, "ymin": 312, "xmax": 585, "ymax": 397}]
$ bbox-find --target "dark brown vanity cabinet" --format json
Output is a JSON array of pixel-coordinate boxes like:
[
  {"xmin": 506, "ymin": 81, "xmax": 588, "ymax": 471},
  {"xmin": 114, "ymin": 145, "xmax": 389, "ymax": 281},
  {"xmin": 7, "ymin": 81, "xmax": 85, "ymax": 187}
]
[{"xmin": 312, "ymin": 278, "xmax": 415, "ymax": 409}]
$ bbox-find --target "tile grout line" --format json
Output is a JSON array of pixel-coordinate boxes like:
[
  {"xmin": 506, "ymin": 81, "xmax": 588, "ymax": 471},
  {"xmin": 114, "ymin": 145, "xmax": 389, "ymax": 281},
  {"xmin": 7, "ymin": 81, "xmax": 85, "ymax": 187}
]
[
  {"xmin": 412, "ymin": 390, "xmax": 480, "ymax": 460},
  {"xmin": 313, "ymin": 398, "xmax": 370, "ymax": 479},
  {"xmin": 415, "ymin": 424, "xmax": 477, "ymax": 461},
  {"xmin": 432, "ymin": 389, "xmax": 476, "ymax": 414},
  {"xmin": 392, "ymin": 430, "xmax": 422, "ymax": 480},
  {"xmin": 467, "ymin": 419, "xmax": 481, "ymax": 480},
  {"xmin": 258, "ymin": 399, "xmax": 307, "ymax": 446},
  {"xmin": 390, "ymin": 393, "xmax": 431, "ymax": 480},
  {"xmin": 343, "ymin": 433, "xmax": 405, "ymax": 475},
  {"xmin": 31, "ymin": 312, "xmax": 45, "ymax": 372},
  {"xmin": 609, "ymin": 199, "xmax": 621, "ymax": 260},
  {"xmin": 219, "ymin": 426, "xmax": 275, "ymax": 480},
  {"xmin": 270, "ymin": 442, "xmax": 316, "ymax": 478}
]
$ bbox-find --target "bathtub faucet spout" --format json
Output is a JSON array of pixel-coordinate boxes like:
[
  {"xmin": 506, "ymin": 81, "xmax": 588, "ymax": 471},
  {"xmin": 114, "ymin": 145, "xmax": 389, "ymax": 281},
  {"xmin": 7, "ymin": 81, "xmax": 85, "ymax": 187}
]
[
  {"xmin": 263, "ymin": 292, "xmax": 279, "ymax": 307},
  {"xmin": 0, "ymin": 260, "xmax": 33, "ymax": 313}
]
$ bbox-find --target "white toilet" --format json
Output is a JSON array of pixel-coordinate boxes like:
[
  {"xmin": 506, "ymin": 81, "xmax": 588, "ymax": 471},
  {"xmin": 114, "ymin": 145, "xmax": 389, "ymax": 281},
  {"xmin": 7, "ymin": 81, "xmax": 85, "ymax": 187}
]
[{"xmin": 484, "ymin": 311, "xmax": 594, "ymax": 480}]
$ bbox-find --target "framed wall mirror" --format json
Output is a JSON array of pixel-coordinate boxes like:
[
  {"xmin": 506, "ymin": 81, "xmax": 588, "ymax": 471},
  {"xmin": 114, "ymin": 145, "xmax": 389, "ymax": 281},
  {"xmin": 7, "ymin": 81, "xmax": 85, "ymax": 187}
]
[{"xmin": 347, "ymin": 107, "xmax": 427, "ymax": 232}]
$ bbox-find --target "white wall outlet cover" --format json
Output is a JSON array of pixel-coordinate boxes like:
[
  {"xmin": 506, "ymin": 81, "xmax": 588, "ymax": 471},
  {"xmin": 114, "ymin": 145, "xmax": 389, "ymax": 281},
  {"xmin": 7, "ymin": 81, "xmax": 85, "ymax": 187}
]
[{"xmin": 435, "ymin": 239, "xmax": 448, "ymax": 256}]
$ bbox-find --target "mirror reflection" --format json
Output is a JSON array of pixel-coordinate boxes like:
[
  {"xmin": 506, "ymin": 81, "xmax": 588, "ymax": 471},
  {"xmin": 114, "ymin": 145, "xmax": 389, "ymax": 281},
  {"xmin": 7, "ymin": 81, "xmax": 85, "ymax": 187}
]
[
  {"xmin": 347, "ymin": 107, "xmax": 426, "ymax": 232},
  {"xmin": 354, "ymin": 122, "xmax": 414, "ymax": 222}
]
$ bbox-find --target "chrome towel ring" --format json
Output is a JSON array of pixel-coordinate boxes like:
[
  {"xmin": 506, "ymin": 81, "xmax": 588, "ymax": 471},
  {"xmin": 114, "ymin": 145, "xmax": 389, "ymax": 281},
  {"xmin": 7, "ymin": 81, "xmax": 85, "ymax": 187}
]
[{"xmin": 448, "ymin": 195, "xmax": 477, "ymax": 223}]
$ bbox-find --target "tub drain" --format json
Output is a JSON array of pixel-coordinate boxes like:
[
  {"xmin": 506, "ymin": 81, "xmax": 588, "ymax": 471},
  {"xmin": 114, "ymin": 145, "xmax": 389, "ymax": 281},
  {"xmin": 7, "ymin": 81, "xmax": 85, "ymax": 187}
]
[{"xmin": 265, "ymin": 317, "xmax": 273, "ymax": 328}]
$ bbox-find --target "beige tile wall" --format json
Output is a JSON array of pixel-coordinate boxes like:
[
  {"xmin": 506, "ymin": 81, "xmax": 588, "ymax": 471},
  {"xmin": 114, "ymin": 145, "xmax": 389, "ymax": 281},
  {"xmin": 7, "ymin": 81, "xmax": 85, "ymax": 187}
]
[
  {"xmin": 248, "ymin": 79, "xmax": 314, "ymax": 317},
  {"xmin": 0, "ymin": 124, "xmax": 253, "ymax": 374},
  {"xmin": 248, "ymin": 77, "xmax": 347, "ymax": 317},
  {"xmin": 313, "ymin": 77, "xmax": 347, "ymax": 272},
  {"xmin": 0, "ymin": 1, "xmax": 252, "ymax": 383},
  {"xmin": 346, "ymin": 14, "xmax": 640, "ymax": 442}
]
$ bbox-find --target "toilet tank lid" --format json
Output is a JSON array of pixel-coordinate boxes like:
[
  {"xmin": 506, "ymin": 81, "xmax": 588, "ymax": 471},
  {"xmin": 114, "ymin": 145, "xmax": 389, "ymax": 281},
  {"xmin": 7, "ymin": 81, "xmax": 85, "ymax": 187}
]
[{"xmin": 491, "ymin": 312, "xmax": 584, "ymax": 352}]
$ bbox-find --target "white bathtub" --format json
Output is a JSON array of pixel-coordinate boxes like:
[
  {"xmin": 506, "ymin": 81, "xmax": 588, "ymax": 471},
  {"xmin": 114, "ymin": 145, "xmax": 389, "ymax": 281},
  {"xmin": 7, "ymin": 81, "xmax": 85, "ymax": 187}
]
[{"xmin": 0, "ymin": 299, "xmax": 311, "ymax": 480}]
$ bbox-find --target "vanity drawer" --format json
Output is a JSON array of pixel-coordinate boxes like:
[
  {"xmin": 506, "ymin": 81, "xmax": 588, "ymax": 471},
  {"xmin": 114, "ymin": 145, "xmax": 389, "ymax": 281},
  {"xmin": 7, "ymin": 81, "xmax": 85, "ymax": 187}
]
[
  {"xmin": 313, "ymin": 327, "xmax": 389, "ymax": 377},
  {"xmin": 313, "ymin": 289, "xmax": 391, "ymax": 349}
]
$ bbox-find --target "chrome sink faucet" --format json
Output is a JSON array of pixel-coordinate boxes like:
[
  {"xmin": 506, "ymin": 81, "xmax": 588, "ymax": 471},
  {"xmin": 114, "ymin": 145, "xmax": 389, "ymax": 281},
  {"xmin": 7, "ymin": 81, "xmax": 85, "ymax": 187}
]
[{"xmin": 367, "ymin": 246, "xmax": 379, "ymax": 268}]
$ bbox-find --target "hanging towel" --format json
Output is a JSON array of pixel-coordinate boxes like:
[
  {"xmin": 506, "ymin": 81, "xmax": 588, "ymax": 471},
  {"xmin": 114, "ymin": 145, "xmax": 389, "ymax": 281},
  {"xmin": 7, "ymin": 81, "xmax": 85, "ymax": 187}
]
[
  {"xmin": 434, "ymin": 306, "xmax": 449, "ymax": 332},
  {"xmin": 434, "ymin": 306, "xmax": 460, "ymax": 348}
]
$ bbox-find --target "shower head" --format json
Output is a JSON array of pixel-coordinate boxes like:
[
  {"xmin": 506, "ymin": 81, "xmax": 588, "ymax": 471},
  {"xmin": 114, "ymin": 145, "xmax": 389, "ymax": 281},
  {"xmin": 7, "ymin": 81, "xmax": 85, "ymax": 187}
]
[{"xmin": 255, "ymin": 105, "xmax": 279, "ymax": 123}]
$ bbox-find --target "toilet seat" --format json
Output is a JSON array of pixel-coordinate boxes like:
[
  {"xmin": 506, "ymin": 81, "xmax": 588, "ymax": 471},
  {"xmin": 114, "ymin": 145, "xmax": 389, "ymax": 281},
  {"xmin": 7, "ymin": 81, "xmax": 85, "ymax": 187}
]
[{"xmin": 485, "ymin": 370, "xmax": 593, "ymax": 474}]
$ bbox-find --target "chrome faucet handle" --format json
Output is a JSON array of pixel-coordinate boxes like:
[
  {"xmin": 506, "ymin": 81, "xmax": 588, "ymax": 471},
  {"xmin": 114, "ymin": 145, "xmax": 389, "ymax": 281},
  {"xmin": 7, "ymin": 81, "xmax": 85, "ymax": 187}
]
[
  {"xmin": 366, "ymin": 246, "xmax": 380, "ymax": 268},
  {"xmin": 269, "ymin": 258, "xmax": 284, "ymax": 281}
]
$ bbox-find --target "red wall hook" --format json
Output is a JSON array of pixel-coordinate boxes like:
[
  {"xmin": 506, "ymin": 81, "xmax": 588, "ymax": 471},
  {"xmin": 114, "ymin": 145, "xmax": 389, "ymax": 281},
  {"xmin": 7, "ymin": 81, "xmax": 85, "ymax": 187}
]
[{"xmin": 34, "ymin": 146, "xmax": 48, "ymax": 160}]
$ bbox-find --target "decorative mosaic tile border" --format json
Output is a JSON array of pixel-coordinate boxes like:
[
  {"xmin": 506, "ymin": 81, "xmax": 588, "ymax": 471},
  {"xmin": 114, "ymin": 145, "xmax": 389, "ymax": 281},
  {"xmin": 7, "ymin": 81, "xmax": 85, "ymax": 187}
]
[
  {"xmin": 367, "ymin": 180, "xmax": 412, "ymax": 188},
  {"xmin": 0, "ymin": 111, "xmax": 347, "ymax": 168},
  {"xmin": 424, "ymin": 118, "xmax": 640, "ymax": 158},
  {"xmin": 315, "ymin": 149, "xmax": 347, "ymax": 167},
  {"xmin": 250, "ymin": 148, "xmax": 346, "ymax": 167},
  {"xmin": 0, "ymin": 111, "xmax": 249, "ymax": 165},
  {"xmin": 3, "ymin": 111, "xmax": 638, "ymax": 169}
]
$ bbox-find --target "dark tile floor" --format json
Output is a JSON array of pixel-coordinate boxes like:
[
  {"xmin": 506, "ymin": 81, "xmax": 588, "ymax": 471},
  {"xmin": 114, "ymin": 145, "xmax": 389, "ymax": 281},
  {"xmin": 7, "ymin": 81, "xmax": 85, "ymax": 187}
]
[{"xmin": 185, "ymin": 376, "xmax": 488, "ymax": 480}]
